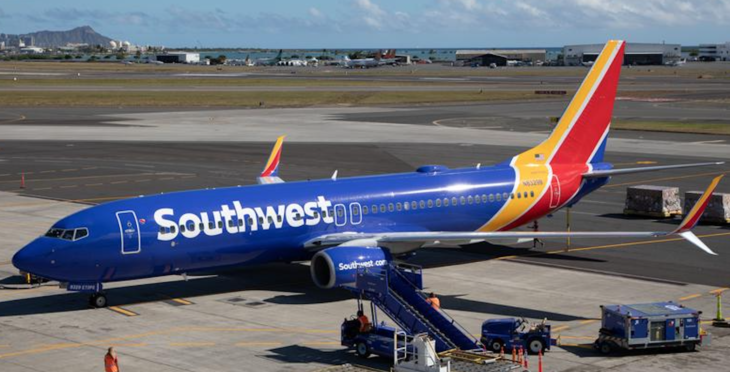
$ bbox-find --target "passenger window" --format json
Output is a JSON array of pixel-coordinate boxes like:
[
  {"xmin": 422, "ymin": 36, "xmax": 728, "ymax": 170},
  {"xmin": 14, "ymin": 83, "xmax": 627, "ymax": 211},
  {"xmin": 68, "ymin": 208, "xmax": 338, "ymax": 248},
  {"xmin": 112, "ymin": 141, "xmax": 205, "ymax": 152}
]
[
  {"xmin": 248, "ymin": 218, "xmax": 254, "ymax": 225},
  {"xmin": 337, "ymin": 208, "xmax": 344, "ymax": 217},
  {"xmin": 412, "ymin": 201, "xmax": 418, "ymax": 210},
  {"xmin": 258, "ymin": 217, "xmax": 264, "ymax": 224},
  {"xmin": 530, "ymin": 191, "xmax": 535, "ymax": 198},
  {"xmin": 180, "ymin": 224, "xmax": 186, "ymax": 232},
  {"xmin": 277, "ymin": 215, "xmax": 283, "ymax": 223},
  {"xmin": 489, "ymin": 194, "xmax": 495, "ymax": 202},
  {"xmin": 475, "ymin": 195, "xmax": 481, "ymax": 204},
  {"xmin": 516, "ymin": 193, "xmax": 521, "ymax": 199},
  {"xmin": 419, "ymin": 200, "xmax": 425, "ymax": 209},
  {"xmin": 523, "ymin": 192, "xmax": 528, "ymax": 199},
  {"xmin": 218, "ymin": 221, "xmax": 224, "ymax": 228},
  {"xmin": 188, "ymin": 223, "xmax": 195, "ymax": 231},
  {"xmin": 170, "ymin": 225, "xmax": 176, "ymax": 233},
  {"xmin": 372, "ymin": 205, "xmax": 378, "ymax": 214},
  {"xmin": 468, "ymin": 196, "xmax": 474, "ymax": 204},
  {"xmin": 436, "ymin": 199, "xmax": 442, "ymax": 207},
  {"xmin": 209, "ymin": 222, "xmax": 214, "ymax": 229},
  {"xmin": 228, "ymin": 220, "xmax": 234, "ymax": 228},
  {"xmin": 363, "ymin": 206, "xmax": 369, "ymax": 214},
  {"xmin": 460, "ymin": 196, "xmax": 466, "ymax": 205},
  {"xmin": 380, "ymin": 204, "xmax": 386, "ymax": 213},
  {"xmin": 396, "ymin": 202, "xmax": 402, "ymax": 211},
  {"xmin": 496, "ymin": 193, "xmax": 502, "ymax": 202},
  {"xmin": 268, "ymin": 217, "xmax": 274, "ymax": 224},
  {"xmin": 238, "ymin": 219, "xmax": 243, "ymax": 226},
  {"xmin": 404, "ymin": 202, "xmax": 410, "ymax": 211},
  {"xmin": 503, "ymin": 192, "xmax": 509, "ymax": 200},
  {"xmin": 427, "ymin": 200, "xmax": 433, "ymax": 208},
  {"xmin": 353, "ymin": 206, "xmax": 360, "ymax": 215},
  {"xmin": 74, "ymin": 228, "xmax": 88, "ymax": 240},
  {"xmin": 328, "ymin": 209, "xmax": 334, "ymax": 218},
  {"xmin": 388, "ymin": 203, "xmax": 394, "ymax": 212},
  {"xmin": 159, "ymin": 226, "xmax": 166, "ymax": 234},
  {"xmin": 199, "ymin": 223, "xmax": 205, "ymax": 230},
  {"xmin": 482, "ymin": 195, "xmax": 487, "ymax": 203}
]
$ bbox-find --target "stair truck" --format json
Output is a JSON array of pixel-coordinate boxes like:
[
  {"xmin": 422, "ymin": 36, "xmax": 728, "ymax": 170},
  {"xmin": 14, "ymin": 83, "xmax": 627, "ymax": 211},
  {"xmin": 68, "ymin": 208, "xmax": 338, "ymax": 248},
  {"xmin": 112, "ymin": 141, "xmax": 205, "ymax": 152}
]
[{"xmin": 594, "ymin": 301, "xmax": 710, "ymax": 354}]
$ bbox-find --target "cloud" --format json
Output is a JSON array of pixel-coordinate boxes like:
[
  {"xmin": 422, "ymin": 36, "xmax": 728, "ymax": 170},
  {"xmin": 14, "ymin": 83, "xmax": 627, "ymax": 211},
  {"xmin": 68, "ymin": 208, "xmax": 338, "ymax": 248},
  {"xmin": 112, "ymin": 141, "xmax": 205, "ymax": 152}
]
[{"xmin": 309, "ymin": 7, "xmax": 324, "ymax": 18}]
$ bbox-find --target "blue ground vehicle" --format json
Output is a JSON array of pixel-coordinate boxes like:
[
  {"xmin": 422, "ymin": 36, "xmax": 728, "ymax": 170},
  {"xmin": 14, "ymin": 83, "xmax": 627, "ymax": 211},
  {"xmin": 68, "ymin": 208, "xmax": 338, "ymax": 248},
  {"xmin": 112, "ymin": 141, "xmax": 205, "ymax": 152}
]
[
  {"xmin": 480, "ymin": 318, "xmax": 551, "ymax": 354},
  {"xmin": 594, "ymin": 302, "xmax": 707, "ymax": 354}
]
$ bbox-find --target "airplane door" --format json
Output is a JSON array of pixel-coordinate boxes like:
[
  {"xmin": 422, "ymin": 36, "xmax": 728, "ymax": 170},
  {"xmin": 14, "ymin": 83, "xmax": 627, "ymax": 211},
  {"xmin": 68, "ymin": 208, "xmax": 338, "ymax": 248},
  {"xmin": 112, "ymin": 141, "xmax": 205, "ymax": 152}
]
[
  {"xmin": 350, "ymin": 202, "xmax": 362, "ymax": 225},
  {"xmin": 549, "ymin": 175, "xmax": 561, "ymax": 208},
  {"xmin": 116, "ymin": 211, "xmax": 141, "ymax": 254},
  {"xmin": 334, "ymin": 204, "xmax": 347, "ymax": 226}
]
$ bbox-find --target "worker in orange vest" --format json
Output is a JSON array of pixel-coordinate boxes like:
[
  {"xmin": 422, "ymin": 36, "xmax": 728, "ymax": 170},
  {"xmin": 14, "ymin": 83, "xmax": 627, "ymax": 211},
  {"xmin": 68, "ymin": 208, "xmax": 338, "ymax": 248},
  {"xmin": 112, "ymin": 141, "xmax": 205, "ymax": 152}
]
[
  {"xmin": 104, "ymin": 347, "xmax": 120, "ymax": 372},
  {"xmin": 426, "ymin": 292, "xmax": 440, "ymax": 310},
  {"xmin": 357, "ymin": 310, "xmax": 371, "ymax": 333}
]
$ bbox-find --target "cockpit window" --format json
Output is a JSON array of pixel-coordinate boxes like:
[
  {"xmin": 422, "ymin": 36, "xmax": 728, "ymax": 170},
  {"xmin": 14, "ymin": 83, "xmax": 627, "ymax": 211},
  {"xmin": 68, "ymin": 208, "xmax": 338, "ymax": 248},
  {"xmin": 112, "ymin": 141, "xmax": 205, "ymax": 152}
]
[
  {"xmin": 45, "ymin": 227, "xmax": 89, "ymax": 241},
  {"xmin": 74, "ymin": 228, "xmax": 89, "ymax": 240}
]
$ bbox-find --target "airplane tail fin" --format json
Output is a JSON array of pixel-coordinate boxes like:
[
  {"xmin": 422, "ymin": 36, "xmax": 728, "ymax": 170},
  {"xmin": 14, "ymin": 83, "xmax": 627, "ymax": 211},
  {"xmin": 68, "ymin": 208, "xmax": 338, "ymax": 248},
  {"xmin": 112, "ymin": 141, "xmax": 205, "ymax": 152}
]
[
  {"xmin": 257, "ymin": 135, "xmax": 286, "ymax": 184},
  {"xmin": 520, "ymin": 40, "xmax": 625, "ymax": 165}
]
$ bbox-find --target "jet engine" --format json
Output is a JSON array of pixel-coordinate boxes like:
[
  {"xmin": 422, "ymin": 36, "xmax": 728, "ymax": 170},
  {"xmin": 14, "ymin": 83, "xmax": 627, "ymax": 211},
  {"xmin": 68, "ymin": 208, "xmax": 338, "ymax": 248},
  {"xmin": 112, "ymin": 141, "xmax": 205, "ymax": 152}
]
[{"xmin": 310, "ymin": 246, "xmax": 391, "ymax": 289}]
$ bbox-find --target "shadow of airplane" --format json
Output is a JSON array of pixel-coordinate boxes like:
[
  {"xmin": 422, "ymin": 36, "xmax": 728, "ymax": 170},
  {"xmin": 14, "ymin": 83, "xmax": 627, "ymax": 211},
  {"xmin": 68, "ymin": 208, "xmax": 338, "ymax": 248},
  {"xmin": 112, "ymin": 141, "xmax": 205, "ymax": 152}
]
[{"xmin": 263, "ymin": 344, "xmax": 390, "ymax": 370}]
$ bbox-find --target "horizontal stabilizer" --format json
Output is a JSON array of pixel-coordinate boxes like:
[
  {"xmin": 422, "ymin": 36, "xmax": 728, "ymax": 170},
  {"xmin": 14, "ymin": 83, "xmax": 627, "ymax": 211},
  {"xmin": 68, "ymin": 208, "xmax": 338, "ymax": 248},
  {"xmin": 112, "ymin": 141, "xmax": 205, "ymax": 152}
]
[{"xmin": 583, "ymin": 162, "xmax": 724, "ymax": 178}]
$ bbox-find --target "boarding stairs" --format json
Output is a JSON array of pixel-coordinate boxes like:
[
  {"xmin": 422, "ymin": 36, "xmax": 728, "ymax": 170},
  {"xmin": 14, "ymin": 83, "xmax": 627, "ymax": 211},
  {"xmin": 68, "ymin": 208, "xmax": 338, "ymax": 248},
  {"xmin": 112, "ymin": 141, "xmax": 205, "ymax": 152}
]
[{"xmin": 350, "ymin": 263, "xmax": 481, "ymax": 352}]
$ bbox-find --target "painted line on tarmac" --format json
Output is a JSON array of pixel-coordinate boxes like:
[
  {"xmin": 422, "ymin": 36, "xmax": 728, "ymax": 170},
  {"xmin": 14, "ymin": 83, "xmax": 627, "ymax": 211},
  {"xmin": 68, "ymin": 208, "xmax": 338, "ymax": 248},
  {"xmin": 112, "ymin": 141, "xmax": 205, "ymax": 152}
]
[
  {"xmin": 108, "ymin": 306, "xmax": 139, "ymax": 317},
  {"xmin": 302, "ymin": 341, "xmax": 340, "ymax": 346},
  {"xmin": 551, "ymin": 326, "xmax": 570, "ymax": 332},
  {"xmin": 710, "ymin": 287, "xmax": 729, "ymax": 295},
  {"xmin": 605, "ymin": 171, "xmax": 726, "ymax": 188},
  {"xmin": 679, "ymin": 294, "xmax": 702, "ymax": 301}
]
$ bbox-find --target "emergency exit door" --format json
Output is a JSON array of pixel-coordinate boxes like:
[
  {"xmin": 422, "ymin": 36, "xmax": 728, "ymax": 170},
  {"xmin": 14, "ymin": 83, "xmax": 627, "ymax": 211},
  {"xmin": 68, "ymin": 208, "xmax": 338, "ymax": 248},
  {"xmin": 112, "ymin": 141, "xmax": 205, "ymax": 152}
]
[
  {"xmin": 116, "ymin": 210, "xmax": 141, "ymax": 254},
  {"xmin": 549, "ymin": 175, "xmax": 561, "ymax": 208}
]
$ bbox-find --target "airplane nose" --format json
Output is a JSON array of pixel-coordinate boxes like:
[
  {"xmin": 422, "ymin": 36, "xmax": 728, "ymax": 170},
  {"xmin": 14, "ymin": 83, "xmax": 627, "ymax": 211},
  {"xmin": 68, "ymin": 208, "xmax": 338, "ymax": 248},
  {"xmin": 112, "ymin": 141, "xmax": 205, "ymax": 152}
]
[{"xmin": 12, "ymin": 239, "xmax": 52, "ymax": 276}]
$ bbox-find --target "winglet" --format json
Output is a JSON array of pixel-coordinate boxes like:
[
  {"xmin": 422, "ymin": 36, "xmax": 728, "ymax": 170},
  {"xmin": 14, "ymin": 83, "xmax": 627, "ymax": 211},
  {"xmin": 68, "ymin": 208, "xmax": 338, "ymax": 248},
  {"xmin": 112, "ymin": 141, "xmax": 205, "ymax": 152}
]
[
  {"xmin": 673, "ymin": 174, "xmax": 724, "ymax": 255},
  {"xmin": 675, "ymin": 175, "xmax": 723, "ymax": 233},
  {"xmin": 257, "ymin": 136, "xmax": 286, "ymax": 184}
]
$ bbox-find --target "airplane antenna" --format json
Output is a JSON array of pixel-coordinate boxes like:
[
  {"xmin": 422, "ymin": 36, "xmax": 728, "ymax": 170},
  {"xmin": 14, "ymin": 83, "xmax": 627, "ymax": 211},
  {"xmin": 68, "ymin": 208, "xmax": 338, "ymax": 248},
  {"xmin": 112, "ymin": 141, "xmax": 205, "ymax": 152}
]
[
  {"xmin": 476, "ymin": 163, "xmax": 481, "ymax": 169},
  {"xmin": 331, "ymin": 170, "xmax": 338, "ymax": 181}
]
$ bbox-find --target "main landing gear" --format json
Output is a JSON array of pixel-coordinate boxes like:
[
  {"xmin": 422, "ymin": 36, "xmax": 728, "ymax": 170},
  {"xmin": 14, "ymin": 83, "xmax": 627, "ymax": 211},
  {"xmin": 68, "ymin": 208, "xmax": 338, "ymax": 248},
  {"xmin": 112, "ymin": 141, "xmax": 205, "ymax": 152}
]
[{"xmin": 89, "ymin": 292, "xmax": 108, "ymax": 308}]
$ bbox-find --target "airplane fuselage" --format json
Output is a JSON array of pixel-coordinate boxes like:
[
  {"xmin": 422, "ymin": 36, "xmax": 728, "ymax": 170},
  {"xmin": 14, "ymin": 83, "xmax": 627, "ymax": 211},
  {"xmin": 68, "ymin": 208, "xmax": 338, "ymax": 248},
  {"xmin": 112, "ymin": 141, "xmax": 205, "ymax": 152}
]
[{"xmin": 13, "ymin": 161, "xmax": 610, "ymax": 285}]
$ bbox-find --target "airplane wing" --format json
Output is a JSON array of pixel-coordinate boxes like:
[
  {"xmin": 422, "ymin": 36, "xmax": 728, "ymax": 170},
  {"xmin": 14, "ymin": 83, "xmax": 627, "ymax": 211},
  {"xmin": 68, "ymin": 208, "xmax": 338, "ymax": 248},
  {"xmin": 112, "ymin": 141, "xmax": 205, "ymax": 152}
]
[
  {"xmin": 583, "ymin": 161, "xmax": 724, "ymax": 178},
  {"xmin": 257, "ymin": 135, "xmax": 286, "ymax": 184},
  {"xmin": 305, "ymin": 175, "xmax": 723, "ymax": 256}
]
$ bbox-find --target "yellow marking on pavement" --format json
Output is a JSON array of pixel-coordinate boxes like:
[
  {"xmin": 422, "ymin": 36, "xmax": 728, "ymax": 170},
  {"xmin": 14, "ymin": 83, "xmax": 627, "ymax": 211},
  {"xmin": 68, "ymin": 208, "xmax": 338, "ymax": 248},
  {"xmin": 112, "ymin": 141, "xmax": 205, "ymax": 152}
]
[
  {"xmin": 605, "ymin": 171, "xmax": 726, "ymax": 188},
  {"xmin": 171, "ymin": 298, "xmax": 193, "ymax": 305},
  {"xmin": 0, "ymin": 261, "xmax": 10, "ymax": 265},
  {"xmin": 679, "ymin": 294, "xmax": 702, "ymax": 301},
  {"xmin": 169, "ymin": 342, "xmax": 216, "ymax": 347},
  {"xmin": 558, "ymin": 336, "xmax": 595, "ymax": 340},
  {"xmin": 710, "ymin": 287, "xmax": 729, "ymax": 295},
  {"xmin": 107, "ymin": 343, "xmax": 147, "ymax": 347},
  {"xmin": 558, "ymin": 343, "xmax": 593, "ymax": 349},
  {"xmin": 235, "ymin": 342, "xmax": 283, "ymax": 347},
  {"xmin": 0, "ymin": 344, "xmax": 10, "ymax": 348},
  {"xmin": 108, "ymin": 306, "xmax": 139, "ymax": 317},
  {"xmin": 0, "ymin": 286, "xmax": 56, "ymax": 298},
  {"xmin": 545, "ymin": 232, "xmax": 730, "ymax": 255},
  {"xmin": 579, "ymin": 319, "xmax": 598, "ymax": 325},
  {"xmin": 551, "ymin": 325, "xmax": 570, "ymax": 332},
  {"xmin": 495, "ymin": 255, "xmax": 518, "ymax": 261}
]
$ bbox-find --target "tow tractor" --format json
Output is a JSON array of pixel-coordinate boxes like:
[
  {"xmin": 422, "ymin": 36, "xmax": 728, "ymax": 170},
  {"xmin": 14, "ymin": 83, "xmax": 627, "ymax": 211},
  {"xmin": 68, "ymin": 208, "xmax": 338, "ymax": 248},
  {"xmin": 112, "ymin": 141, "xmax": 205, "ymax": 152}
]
[
  {"xmin": 480, "ymin": 317, "xmax": 552, "ymax": 354},
  {"xmin": 341, "ymin": 300, "xmax": 412, "ymax": 359}
]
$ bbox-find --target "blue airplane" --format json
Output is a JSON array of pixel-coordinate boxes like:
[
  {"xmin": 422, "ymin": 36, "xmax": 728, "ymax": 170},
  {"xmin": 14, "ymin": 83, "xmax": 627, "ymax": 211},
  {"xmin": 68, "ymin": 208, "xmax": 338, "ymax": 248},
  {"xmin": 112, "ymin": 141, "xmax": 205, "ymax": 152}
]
[{"xmin": 12, "ymin": 41, "xmax": 724, "ymax": 308}]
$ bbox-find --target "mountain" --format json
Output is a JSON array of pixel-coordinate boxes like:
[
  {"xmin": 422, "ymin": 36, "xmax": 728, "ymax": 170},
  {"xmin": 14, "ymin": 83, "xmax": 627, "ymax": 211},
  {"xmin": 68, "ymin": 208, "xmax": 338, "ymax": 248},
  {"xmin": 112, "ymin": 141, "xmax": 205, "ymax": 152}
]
[{"xmin": 16, "ymin": 26, "xmax": 113, "ymax": 48}]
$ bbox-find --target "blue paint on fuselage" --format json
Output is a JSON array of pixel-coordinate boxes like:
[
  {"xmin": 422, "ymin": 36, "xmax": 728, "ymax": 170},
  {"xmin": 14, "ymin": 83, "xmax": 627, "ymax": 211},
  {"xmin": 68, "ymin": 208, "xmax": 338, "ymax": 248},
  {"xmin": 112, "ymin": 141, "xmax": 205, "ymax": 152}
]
[{"xmin": 14, "ymin": 164, "xmax": 518, "ymax": 284}]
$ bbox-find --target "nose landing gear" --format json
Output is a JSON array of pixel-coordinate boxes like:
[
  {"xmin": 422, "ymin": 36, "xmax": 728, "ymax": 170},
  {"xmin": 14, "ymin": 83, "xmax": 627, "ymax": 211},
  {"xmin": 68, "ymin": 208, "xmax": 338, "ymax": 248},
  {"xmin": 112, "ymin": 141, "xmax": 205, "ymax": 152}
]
[{"xmin": 89, "ymin": 292, "xmax": 108, "ymax": 308}]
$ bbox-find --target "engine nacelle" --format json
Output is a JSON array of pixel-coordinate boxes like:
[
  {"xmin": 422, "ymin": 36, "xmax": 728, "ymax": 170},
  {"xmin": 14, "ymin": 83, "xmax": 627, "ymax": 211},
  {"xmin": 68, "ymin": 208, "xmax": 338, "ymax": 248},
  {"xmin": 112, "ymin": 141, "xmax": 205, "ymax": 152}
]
[{"xmin": 310, "ymin": 246, "xmax": 391, "ymax": 289}]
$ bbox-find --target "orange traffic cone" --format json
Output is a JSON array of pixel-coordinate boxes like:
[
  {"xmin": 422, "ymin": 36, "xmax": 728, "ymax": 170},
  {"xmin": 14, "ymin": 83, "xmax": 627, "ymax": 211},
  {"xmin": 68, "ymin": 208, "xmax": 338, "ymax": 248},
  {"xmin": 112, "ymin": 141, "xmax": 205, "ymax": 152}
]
[
  {"xmin": 538, "ymin": 350, "xmax": 543, "ymax": 372},
  {"xmin": 518, "ymin": 347, "xmax": 523, "ymax": 364},
  {"xmin": 524, "ymin": 351, "xmax": 529, "ymax": 368},
  {"xmin": 512, "ymin": 347, "xmax": 516, "ymax": 362},
  {"xmin": 500, "ymin": 346, "xmax": 505, "ymax": 358},
  {"xmin": 20, "ymin": 172, "xmax": 25, "ymax": 189}
]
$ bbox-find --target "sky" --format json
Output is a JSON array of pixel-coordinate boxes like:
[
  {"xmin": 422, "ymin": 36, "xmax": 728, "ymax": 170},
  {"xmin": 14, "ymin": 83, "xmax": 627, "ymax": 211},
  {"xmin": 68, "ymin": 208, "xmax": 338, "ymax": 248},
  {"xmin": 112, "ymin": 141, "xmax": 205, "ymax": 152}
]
[{"xmin": 0, "ymin": 0, "xmax": 728, "ymax": 48}]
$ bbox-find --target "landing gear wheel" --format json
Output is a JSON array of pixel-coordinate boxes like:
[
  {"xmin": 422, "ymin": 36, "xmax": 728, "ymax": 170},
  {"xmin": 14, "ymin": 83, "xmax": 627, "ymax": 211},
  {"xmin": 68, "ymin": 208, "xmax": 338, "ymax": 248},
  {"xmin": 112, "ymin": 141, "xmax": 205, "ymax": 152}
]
[
  {"xmin": 599, "ymin": 341, "xmax": 613, "ymax": 355},
  {"xmin": 490, "ymin": 339, "xmax": 504, "ymax": 353},
  {"xmin": 528, "ymin": 339, "xmax": 545, "ymax": 354},
  {"xmin": 355, "ymin": 341, "xmax": 371, "ymax": 358},
  {"xmin": 89, "ymin": 293, "xmax": 107, "ymax": 308}
]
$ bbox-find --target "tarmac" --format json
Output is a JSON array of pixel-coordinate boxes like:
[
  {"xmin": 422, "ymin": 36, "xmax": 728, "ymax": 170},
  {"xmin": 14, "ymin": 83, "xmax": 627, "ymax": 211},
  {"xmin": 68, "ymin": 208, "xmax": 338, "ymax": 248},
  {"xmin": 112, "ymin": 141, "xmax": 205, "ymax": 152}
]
[{"xmin": 0, "ymin": 63, "xmax": 729, "ymax": 371}]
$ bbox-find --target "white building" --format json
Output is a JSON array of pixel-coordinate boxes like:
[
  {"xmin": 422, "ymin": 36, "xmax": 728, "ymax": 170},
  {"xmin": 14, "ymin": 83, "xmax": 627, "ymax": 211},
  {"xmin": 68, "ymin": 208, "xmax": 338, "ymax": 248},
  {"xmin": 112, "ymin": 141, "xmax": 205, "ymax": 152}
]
[
  {"xmin": 20, "ymin": 46, "xmax": 44, "ymax": 54},
  {"xmin": 154, "ymin": 52, "xmax": 200, "ymax": 64},
  {"xmin": 563, "ymin": 43, "xmax": 681, "ymax": 65},
  {"xmin": 699, "ymin": 43, "xmax": 730, "ymax": 61}
]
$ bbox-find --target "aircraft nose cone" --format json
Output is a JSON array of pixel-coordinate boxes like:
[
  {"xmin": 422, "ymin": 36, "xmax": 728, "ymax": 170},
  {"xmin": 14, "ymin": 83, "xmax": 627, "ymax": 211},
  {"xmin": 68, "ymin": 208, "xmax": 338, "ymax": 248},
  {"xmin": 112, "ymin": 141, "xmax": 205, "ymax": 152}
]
[{"xmin": 12, "ymin": 239, "xmax": 51, "ymax": 276}]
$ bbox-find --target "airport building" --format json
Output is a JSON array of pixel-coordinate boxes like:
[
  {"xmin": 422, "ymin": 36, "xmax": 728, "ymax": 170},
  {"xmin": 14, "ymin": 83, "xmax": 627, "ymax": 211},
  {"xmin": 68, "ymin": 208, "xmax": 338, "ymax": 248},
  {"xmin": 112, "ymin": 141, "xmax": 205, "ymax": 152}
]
[
  {"xmin": 456, "ymin": 49, "xmax": 547, "ymax": 65},
  {"xmin": 563, "ymin": 43, "xmax": 681, "ymax": 65},
  {"xmin": 699, "ymin": 42, "xmax": 730, "ymax": 61},
  {"xmin": 154, "ymin": 52, "xmax": 200, "ymax": 64}
]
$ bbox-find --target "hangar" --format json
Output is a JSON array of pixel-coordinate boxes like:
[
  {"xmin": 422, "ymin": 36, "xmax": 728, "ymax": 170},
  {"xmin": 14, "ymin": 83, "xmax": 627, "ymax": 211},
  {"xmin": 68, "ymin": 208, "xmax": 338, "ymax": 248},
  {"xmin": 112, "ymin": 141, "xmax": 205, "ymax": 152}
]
[
  {"xmin": 456, "ymin": 49, "xmax": 546, "ymax": 64},
  {"xmin": 563, "ymin": 43, "xmax": 681, "ymax": 65},
  {"xmin": 154, "ymin": 52, "xmax": 201, "ymax": 64}
]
